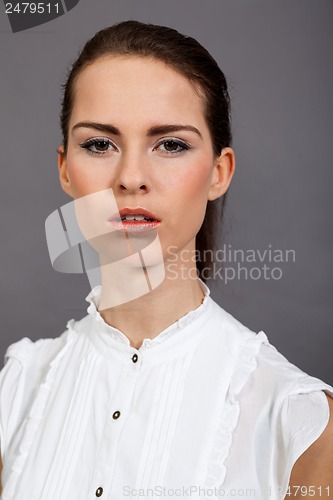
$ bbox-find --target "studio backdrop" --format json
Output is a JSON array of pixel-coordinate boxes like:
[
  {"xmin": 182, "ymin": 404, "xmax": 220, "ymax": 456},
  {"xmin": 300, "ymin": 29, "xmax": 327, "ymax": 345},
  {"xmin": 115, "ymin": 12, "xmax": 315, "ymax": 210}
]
[{"xmin": 0, "ymin": 0, "xmax": 332, "ymax": 382}]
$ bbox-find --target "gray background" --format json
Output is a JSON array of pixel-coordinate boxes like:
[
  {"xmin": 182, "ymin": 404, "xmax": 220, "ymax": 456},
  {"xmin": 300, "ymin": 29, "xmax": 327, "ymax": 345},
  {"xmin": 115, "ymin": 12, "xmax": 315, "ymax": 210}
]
[{"xmin": 0, "ymin": 0, "xmax": 332, "ymax": 382}]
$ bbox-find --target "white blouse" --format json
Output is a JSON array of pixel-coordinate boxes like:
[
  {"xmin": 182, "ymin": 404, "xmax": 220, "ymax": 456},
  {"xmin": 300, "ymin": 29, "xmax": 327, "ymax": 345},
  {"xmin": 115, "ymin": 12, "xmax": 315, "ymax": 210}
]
[{"xmin": 0, "ymin": 279, "xmax": 332, "ymax": 500}]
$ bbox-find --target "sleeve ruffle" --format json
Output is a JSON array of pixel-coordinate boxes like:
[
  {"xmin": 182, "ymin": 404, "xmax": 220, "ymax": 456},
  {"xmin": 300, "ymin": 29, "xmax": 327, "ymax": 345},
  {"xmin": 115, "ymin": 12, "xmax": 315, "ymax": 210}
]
[{"xmin": 276, "ymin": 387, "xmax": 333, "ymax": 499}]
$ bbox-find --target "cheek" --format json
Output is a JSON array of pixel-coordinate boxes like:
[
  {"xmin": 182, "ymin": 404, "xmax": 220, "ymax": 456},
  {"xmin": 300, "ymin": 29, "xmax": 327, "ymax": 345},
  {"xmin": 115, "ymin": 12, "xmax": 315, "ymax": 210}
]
[
  {"xmin": 166, "ymin": 160, "xmax": 213, "ymax": 236},
  {"xmin": 171, "ymin": 159, "xmax": 212, "ymax": 207},
  {"xmin": 67, "ymin": 160, "xmax": 108, "ymax": 198}
]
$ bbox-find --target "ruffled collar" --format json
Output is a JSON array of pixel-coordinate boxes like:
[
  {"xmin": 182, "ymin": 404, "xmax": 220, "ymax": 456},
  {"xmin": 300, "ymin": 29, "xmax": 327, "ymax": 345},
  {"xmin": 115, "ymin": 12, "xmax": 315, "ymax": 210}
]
[{"xmin": 84, "ymin": 278, "xmax": 211, "ymax": 349}]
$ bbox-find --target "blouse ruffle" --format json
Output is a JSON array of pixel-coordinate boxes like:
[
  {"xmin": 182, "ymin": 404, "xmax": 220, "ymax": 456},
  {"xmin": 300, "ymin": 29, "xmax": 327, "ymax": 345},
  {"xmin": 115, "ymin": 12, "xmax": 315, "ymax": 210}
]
[
  {"xmin": 84, "ymin": 278, "xmax": 211, "ymax": 348},
  {"xmin": 203, "ymin": 330, "xmax": 269, "ymax": 488}
]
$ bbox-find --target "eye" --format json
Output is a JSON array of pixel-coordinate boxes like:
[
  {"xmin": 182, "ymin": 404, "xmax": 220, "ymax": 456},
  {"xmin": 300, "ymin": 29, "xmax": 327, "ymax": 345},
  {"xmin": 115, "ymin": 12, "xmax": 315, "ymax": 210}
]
[
  {"xmin": 154, "ymin": 139, "xmax": 190, "ymax": 155},
  {"xmin": 79, "ymin": 137, "xmax": 117, "ymax": 155}
]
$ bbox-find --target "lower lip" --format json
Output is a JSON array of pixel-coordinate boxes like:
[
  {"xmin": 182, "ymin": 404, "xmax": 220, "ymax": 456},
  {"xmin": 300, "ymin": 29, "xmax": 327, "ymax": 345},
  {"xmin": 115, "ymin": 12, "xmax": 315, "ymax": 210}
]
[{"xmin": 109, "ymin": 220, "xmax": 161, "ymax": 233}]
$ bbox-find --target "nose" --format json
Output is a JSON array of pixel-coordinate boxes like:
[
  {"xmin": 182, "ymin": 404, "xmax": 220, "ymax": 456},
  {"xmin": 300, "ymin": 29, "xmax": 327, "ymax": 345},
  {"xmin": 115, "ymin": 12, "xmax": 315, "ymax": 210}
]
[{"xmin": 115, "ymin": 151, "xmax": 151, "ymax": 195}]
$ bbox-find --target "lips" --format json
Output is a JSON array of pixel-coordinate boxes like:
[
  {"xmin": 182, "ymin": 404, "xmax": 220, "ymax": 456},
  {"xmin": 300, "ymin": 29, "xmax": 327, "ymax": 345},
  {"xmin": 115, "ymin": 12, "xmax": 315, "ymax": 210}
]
[
  {"xmin": 108, "ymin": 207, "xmax": 161, "ymax": 233},
  {"xmin": 110, "ymin": 207, "xmax": 160, "ymax": 222}
]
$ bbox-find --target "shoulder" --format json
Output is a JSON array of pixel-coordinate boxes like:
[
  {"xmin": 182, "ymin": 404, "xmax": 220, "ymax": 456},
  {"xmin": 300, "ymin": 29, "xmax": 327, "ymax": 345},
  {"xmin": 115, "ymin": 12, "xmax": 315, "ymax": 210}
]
[
  {"xmin": 0, "ymin": 314, "xmax": 94, "ymax": 370},
  {"xmin": 0, "ymin": 326, "xmax": 71, "ymax": 388},
  {"xmin": 210, "ymin": 299, "xmax": 333, "ymax": 404},
  {"xmin": 1, "ymin": 328, "xmax": 72, "ymax": 371},
  {"xmin": 0, "ymin": 316, "xmax": 93, "ymax": 398},
  {"xmin": 244, "ymin": 335, "xmax": 333, "ymax": 400},
  {"xmin": 0, "ymin": 333, "xmax": 67, "ymax": 399},
  {"xmin": 210, "ymin": 299, "xmax": 333, "ymax": 400},
  {"xmin": 225, "ymin": 316, "xmax": 333, "ymax": 442},
  {"xmin": 208, "ymin": 298, "xmax": 267, "ymax": 361},
  {"xmin": 0, "ymin": 313, "xmax": 96, "ymax": 405}
]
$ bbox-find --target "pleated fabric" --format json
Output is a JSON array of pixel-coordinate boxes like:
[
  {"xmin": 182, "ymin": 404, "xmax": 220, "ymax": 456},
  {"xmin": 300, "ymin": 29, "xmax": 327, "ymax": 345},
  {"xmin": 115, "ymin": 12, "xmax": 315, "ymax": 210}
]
[{"xmin": 0, "ymin": 279, "xmax": 332, "ymax": 500}]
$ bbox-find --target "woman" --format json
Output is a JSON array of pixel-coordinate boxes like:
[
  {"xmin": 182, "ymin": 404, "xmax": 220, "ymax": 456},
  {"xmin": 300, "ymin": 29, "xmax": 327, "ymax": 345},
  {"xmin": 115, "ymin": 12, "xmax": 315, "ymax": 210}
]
[{"xmin": 0, "ymin": 20, "xmax": 332, "ymax": 499}]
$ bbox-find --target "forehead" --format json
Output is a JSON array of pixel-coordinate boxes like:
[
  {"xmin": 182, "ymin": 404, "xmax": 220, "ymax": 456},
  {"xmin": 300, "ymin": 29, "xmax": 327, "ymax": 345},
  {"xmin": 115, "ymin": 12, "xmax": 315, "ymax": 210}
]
[{"xmin": 70, "ymin": 55, "xmax": 209, "ymax": 134}]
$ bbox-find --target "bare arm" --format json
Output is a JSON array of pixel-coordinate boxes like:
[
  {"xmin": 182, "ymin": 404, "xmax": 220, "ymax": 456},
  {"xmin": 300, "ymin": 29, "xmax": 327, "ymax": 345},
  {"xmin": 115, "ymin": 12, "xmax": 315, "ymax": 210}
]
[{"xmin": 286, "ymin": 394, "xmax": 333, "ymax": 498}]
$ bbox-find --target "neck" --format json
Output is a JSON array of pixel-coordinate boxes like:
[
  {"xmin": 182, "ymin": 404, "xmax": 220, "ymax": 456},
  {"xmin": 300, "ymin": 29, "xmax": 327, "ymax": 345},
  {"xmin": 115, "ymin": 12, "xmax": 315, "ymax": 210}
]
[{"xmin": 97, "ymin": 257, "xmax": 205, "ymax": 350}]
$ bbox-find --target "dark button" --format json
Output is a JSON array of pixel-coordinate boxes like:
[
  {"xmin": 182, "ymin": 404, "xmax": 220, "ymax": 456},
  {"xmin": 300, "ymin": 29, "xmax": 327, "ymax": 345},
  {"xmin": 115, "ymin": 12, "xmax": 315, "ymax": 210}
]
[
  {"xmin": 95, "ymin": 486, "xmax": 103, "ymax": 497},
  {"xmin": 112, "ymin": 410, "xmax": 121, "ymax": 419},
  {"xmin": 132, "ymin": 354, "xmax": 138, "ymax": 363}
]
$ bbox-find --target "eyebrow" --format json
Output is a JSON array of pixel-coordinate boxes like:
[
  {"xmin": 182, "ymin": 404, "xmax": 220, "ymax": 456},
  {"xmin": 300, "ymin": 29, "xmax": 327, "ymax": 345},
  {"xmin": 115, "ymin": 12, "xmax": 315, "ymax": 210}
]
[{"xmin": 71, "ymin": 121, "xmax": 203, "ymax": 139}]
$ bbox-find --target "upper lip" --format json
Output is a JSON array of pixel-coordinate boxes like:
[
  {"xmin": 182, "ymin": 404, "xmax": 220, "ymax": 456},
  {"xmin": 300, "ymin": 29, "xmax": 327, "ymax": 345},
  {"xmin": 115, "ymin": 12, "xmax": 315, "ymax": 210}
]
[{"xmin": 109, "ymin": 207, "xmax": 161, "ymax": 222}]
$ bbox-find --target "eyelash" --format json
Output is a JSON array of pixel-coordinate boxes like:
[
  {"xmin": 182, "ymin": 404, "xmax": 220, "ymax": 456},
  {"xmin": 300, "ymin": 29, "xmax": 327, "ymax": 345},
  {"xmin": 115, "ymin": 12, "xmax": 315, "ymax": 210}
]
[
  {"xmin": 155, "ymin": 138, "xmax": 190, "ymax": 154},
  {"xmin": 79, "ymin": 137, "xmax": 191, "ymax": 156},
  {"xmin": 79, "ymin": 137, "xmax": 116, "ymax": 155}
]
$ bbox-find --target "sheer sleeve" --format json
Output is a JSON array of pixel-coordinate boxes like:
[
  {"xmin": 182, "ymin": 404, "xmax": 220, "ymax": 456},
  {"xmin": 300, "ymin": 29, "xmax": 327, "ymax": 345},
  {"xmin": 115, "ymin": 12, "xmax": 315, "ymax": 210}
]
[{"xmin": 276, "ymin": 390, "xmax": 331, "ymax": 498}]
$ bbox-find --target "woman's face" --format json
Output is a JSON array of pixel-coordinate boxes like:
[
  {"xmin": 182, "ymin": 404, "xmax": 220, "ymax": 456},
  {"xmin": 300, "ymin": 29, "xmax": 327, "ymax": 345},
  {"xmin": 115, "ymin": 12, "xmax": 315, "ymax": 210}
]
[{"xmin": 58, "ymin": 55, "xmax": 234, "ymax": 263}]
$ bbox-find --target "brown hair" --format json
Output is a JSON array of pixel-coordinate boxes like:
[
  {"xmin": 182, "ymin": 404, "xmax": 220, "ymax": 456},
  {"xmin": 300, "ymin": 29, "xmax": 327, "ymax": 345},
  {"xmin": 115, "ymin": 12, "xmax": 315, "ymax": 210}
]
[{"xmin": 60, "ymin": 20, "xmax": 232, "ymax": 282}]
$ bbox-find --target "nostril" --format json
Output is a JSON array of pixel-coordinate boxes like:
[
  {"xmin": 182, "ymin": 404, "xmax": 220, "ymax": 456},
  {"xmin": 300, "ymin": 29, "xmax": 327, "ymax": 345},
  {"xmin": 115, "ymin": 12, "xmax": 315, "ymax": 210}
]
[{"xmin": 118, "ymin": 184, "xmax": 148, "ymax": 192}]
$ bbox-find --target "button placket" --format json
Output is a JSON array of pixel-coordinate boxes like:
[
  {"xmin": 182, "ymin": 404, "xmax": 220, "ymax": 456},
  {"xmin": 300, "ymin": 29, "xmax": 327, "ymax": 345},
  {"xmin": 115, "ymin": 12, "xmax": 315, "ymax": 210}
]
[{"xmin": 90, "ymin": 359, "xmax": 140, "ymax": 497}]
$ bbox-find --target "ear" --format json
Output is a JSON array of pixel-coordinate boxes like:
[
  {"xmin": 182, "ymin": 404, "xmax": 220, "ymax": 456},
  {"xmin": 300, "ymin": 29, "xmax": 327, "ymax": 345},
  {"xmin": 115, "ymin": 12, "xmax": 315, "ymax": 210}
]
[
  {"xmin": 207, "ymin": 147, "xmax": 235, "ymax": 201},
  {"xmin": 57, "ymin": 145, "xmax": 74, "ymax": 198}
]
